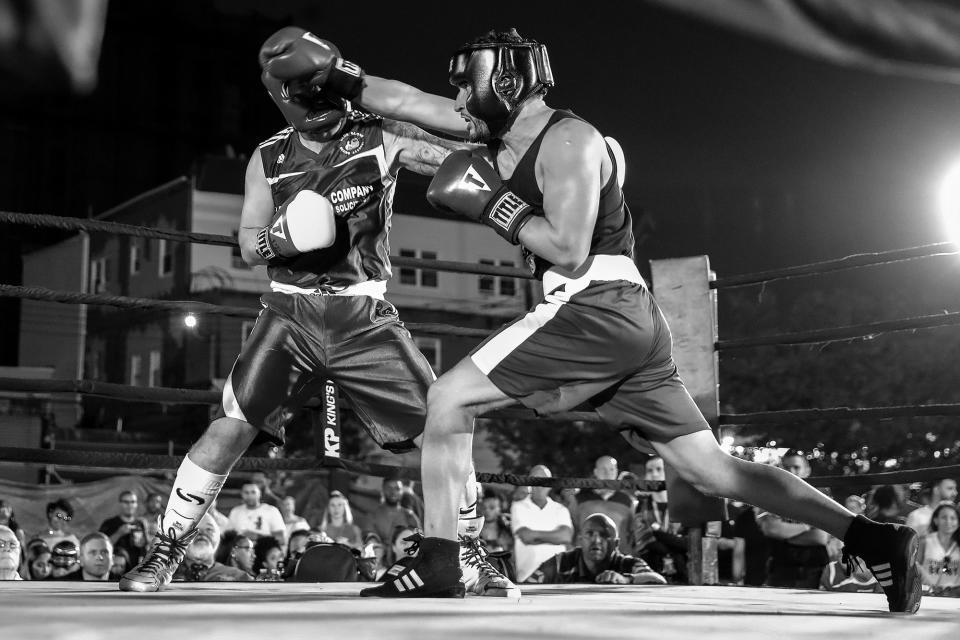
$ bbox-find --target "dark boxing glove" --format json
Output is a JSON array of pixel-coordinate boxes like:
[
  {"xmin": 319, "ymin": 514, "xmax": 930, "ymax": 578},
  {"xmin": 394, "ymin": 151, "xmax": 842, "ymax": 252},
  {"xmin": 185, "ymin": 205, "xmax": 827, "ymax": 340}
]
[
  {"xmin": 258, "ymin": 27, "xmax": 364, "ymax": 102},
  {"xmin": 426, "ymin": 150, "xmax": 536, "ymax": 244},
  {"xmin": 255, "ymin": 190, "xmax": 336, "ymax": 264}
]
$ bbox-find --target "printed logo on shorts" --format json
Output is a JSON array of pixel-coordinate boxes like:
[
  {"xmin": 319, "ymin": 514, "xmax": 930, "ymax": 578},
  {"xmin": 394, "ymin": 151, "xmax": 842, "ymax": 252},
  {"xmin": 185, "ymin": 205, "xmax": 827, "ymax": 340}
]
[
  {"xmin": 459, "ymin": 165, "xmax": 490, "ymax": 191},
  {"xmin": 488, "ymin": 192, "xmax": 530, "ymax": 230},
  {"xmin": 338, "ymin": 131, "xmax": 364, "ymax": 155}
]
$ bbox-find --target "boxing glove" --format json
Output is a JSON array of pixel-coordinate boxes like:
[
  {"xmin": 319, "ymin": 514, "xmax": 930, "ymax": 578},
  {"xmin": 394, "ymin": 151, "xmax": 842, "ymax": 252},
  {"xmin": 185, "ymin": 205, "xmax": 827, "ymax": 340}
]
[
  {"xmin": 426, "ymin": 150, "xmax": 536, "ymax": 244},
  {"xmin": 258, "ymin": 27, "xmax": 364, "ymax": 102},
  {"xmin": 255, "ymin": 190, "xmax": 336, "ymax": 263}
]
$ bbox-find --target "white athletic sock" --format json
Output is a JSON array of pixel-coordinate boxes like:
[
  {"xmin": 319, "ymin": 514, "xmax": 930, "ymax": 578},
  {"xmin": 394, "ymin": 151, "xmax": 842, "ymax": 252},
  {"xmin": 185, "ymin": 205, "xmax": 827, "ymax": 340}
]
[{"xmin": 161, "ymin": 455, "xmax": 227, "ymax": 539}]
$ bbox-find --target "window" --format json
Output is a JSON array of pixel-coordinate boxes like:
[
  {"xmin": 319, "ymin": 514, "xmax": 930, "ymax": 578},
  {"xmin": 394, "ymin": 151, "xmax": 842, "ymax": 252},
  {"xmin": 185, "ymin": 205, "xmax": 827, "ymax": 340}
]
[
  {"xmin": 414, "ymin": 337, "xmax": 442, "ymax": 373},
  {"xmin": 158, "ymin": 239, "xmax": 174, "ymax": 276},
  {"xmin": 478, "ymin": 259, "xmax": 495, "ymax": 294},
  {"xmin": 148, "ymin": 350, "xmax": 162, "ymax": 387},
  {"xmin": 240, "ymin": 320, "xmax": 256, "ymax": 347},
  {"xmin": 398, "ymin": 249, "xmax": 439, "ymax": 287},
  {"xmin": 129, "ymin": 240, "xmax": 141, "ymax": 275},
  {"xmin": 420, "ymin": 251, "xmax": 438, "ymax": 288},
  {"xmin": 129, "ymin": 354, "xmax": 142, "ymax": 387},
  {"xmin": 399, "ymin": 249, "xmax": 417, "ymax": 285},
  {"xmin": 89, "ymin": 257, "xmax": 107, "ymax": 293},
  {"xmin": 499, "ymin": 260, "xmax": 516, "ymax": 296}
]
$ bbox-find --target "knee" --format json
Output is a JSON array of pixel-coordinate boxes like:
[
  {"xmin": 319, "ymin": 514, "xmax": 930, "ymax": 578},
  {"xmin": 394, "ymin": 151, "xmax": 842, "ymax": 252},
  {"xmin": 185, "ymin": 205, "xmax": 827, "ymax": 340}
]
[
  {"xmin": 672, "ymin": 450, "xmax": 737, "ymax": 497},
  {"xmin": 426, "ymin": 380, "xmax": 474, "ymax": 431}
]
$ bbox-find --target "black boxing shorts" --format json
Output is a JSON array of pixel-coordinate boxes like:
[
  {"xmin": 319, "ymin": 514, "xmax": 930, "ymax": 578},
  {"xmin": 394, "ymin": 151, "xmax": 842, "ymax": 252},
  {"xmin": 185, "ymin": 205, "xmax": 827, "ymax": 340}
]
[
  {"xmin": 469, "ymin": 255, "xmax": 709, "ymax": 451},
  {"xmin": 219, "ymin": 291, "xmax": 433, "ymax": 452}
]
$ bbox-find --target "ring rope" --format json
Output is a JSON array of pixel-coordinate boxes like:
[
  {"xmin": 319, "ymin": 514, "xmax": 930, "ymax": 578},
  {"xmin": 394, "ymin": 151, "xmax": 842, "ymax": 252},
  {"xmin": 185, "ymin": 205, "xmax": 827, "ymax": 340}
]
[
  {"xmin": 6, "ymin": 377, "xmax": 960, "ymax": 427},
  {"xmin": 712, "ymin": 241, "xmax": 957, "ymax": 289},
  {"xmin": 0, "ymin": 284, "xmax": 492, "ymax": 338},
  {"xmin": 0, "ymin": 211, "xmax": 532, "ymax": 280},
  {"xmin": 716, "ymin": 310, "xmax": 960, "ymax": 351}
]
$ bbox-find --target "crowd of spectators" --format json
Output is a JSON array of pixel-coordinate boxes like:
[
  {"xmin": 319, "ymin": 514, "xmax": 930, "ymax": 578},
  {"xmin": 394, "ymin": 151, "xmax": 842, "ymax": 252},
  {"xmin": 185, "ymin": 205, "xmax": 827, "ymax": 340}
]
[{"xmin": 0, "ymin": 454, "xmax": 956, "ymax": 596}]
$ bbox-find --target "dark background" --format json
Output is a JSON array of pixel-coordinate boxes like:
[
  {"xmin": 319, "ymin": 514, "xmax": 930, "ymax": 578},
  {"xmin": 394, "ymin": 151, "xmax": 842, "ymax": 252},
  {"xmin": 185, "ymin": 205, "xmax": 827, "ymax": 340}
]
[{"xmin": 3, "ymin": 1, "xmax": 960, "ymax": 472}]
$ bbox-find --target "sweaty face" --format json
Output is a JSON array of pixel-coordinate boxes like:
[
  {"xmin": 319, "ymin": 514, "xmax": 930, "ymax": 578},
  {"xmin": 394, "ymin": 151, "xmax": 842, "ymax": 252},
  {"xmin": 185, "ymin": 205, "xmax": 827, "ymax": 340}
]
[
  {"xmin": 453, "ymin": 85, "xmax": 490, "ymax": 143},
  {"xmin": 578, "ymin": 519, "xmax": 617, "ymax": 562}
]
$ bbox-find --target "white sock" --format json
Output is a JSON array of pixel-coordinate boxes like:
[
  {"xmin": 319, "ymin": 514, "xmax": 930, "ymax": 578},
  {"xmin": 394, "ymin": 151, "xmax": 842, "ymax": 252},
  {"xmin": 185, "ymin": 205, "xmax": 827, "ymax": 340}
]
[
  {"xmin": 161, "ymin": 455, "xmax": 227, "ymax": 539},
  {"xmin": 457, "ymin": 469, "xmax": 482, "ymax": 538}
]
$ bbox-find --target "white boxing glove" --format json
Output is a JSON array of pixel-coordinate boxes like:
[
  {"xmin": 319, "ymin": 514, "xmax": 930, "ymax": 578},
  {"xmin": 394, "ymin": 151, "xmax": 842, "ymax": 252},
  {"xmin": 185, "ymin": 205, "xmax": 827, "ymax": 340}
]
[{"xmin": 256, "ymin": 189, "xmax": 336, "ymax": 263}]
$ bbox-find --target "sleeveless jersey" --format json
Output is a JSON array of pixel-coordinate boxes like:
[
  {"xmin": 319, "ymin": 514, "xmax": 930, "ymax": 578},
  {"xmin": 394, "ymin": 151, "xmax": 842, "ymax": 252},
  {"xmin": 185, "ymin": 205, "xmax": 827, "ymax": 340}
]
[
  {"xmin": 257, "ymin": 115, "xmax": 395, "ymax": 290},
  {"xmin": 490, "ymin": 110, "xmax": 634, "ymax": 279}
]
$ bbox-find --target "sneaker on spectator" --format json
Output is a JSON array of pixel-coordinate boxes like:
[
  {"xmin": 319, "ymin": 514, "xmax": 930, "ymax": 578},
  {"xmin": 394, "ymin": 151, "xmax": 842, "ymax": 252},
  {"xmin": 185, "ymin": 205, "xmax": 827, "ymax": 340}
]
[
  {"xmin": 459, "ymin": 527, "xmax": 521, "ymax": 598},
  {"xmin": 119, "ymin": 516, "xmax": 197, "ymax": 592},
  {"xmin": 360, "ymin": 537, "xmax": 464, "ymax": 598},
  {"xmin": 842, "ymin": 515, "xmax": 921, "ymax": 613}
]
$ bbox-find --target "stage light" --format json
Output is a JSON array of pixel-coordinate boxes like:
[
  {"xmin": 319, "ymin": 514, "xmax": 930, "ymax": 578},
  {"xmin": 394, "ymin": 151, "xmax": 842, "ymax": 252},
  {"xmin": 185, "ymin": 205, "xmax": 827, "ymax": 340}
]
[
  {"xmin": 183, "ymin": 313, "xmax": 198, "ymax": 329},
  {"xmin": 936, "ymin": 161, "xmax": 960, "ymax": 245}
]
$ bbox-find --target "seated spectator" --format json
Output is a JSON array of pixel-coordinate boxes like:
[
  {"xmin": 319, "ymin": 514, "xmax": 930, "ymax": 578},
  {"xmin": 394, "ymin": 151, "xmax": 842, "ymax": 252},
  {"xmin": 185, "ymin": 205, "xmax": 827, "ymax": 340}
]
[
  {"xmin": 917, "ymin": 501, "xmax": 960, "ymax": 596},
  {"xmin": 906, "ymin": 478, "xmax": 958, "ymax": 536},
  {"xmin": 390, "ymin": 526, "xmax": 419, "ymax": 564},
  {"xmin": 253, "ymin": 535, "xmax": 284, "ymax": 580},
  {"xmin": 527, "ymin": 513, "xmax": 666, "ymax": 585},
  {"xmin": 38, "ymin": 498, "xmax": 80, "ymax": 550},
  {"xmin": 819, "ymin": 558, "xmax": 881, "ymax": 593},
  {"xmin": 216, "ymin": 531, "xmax": 255, "ymax": 578},
  {"xmin": 320, "ymin": 491, "xmax": 363, "ymax": 549},
  {"xmin": 110, "ymin": 547, "xmax": 131, "ymax": 581},
  {"xmin": 843, "ymin": 494, "xmax": 866, "ymax": 517},
  {"xmin": 48, "ymin": 539, "xmax": 81, "ymax": 580},
  {"xmin": 76, "ymin": 532, "xmax": 113, "ymax": 581},
  {"xmin": 0, "ymin": 524, "xmax": 22, "ymax": 580},
  {"xmin": 228, "ymin": 483, "xmax": 287, "ymax": 545},
  {"xmin": 370, "ymin": 479, "xmax": 421, "ymax": 552},
  {"xmin": 0, "ymin": 500, "xmax": 26, "ymax": 552},
  {"xmin": 25, "ymin": 539, "xmax": 51, "ymax": 581},
  {"xmin": 574, "ymin": 456, "xmax": 634, "ymax": 552},
  {"xmin": 99, "ymin": 490, "xmax": 148, "ymax": 566},
  {"xmin": 479, "ymin": 489, "xmax": 513, "ymax": 553},
  {"xmin": 361, "ymin": 532, "xmax": 387, "ymax": 580},
  {"xmin": 867, "ymin": 485, "xmax": 906, "ymax": 524},
  {"xmin": 757, "ymin": 451, "xmax": 829, "ymax": 589},
  {"xmin": 175, "ymin": 514, "xmax": 252, "ymax": 582},
  {"xmin": 281, "ymin": 496, "xmax": 310, "ymax": 541},
  {"xmin": 511, "ymin": 465, "xmax": 574, "ymax": 583},
  {"xmin": 283, "ymin": 529, "xmax": 312, "ymax": 578}
]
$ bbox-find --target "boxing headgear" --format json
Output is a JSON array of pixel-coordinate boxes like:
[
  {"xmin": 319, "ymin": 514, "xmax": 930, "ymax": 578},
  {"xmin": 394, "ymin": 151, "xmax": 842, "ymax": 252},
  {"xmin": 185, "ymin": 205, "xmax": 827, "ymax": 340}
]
[
  {"xmin": 259, "ymin": 28, "xmax": 351, "ymax": 141},
  {"xmin": 448, "ymin": 32, "xmax": 554, "ymax": 139}
]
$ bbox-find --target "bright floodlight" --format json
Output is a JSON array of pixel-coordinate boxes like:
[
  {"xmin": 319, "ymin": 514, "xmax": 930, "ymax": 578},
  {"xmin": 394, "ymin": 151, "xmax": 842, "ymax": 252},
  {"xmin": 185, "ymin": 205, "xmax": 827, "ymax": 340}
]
[
  {"xmin": 937, "ymin": 161, "xmax": 960, "ymax": 245},
  {"xmin": 183, "ymin": 313, "xmax": 198, "ymax": 329}
]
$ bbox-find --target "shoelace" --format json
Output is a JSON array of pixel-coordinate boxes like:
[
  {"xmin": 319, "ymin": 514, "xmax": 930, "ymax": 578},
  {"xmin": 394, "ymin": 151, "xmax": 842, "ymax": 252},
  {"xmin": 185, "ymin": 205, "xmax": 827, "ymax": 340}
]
[
  {"xmin": 139, "ymin": 524, "xmax": 195, "ymax": 575},
  {"xmin": 460, "ymin": 536, "xmax": 505, "ymax": 579},
  {"xmin": 840, "ymin": 549, "xmax": 866, "ymax": 576},
  {"xmin": 401, "ymin": 531, "xmax": 423, "ymax": 557}
]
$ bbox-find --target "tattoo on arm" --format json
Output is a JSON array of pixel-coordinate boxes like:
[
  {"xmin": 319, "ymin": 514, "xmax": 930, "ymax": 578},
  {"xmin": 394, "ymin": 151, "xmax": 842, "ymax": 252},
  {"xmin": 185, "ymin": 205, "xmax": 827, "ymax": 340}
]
[{"xmin": 385, "ymin": 119, "xmax": 474, "ymax": 176}]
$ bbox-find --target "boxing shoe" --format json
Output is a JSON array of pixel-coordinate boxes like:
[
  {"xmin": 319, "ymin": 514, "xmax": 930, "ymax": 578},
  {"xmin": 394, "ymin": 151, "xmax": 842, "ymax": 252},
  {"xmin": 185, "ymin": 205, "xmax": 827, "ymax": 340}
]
[
  {"xmin": 360, "ymin": 537, "xmax": 464, "ymax": 598},
  {"xmin": 841, "ymin": 515, "xmax": 921, "ymax": 613},
  {"xmin": 458, "ymin": 515, "xmax": 521, "ymax": 598},
  {"xmin": 119, "ymin": 516, "xmax": 198, "ymax": 592}
]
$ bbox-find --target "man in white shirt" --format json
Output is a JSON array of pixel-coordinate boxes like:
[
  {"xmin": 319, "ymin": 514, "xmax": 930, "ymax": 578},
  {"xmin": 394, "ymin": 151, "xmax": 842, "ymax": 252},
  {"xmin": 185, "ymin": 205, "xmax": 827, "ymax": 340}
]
[
  {"xmin": 510, "ymin": 465, "xmax": 573, "ymax": 582},
  {"xmin": 905, "ymin": 478, "xmax": 958, "ymax": 535},
  {"xmin": 227, "ymin": 483, "xmax": 286, "ymax": 545}
]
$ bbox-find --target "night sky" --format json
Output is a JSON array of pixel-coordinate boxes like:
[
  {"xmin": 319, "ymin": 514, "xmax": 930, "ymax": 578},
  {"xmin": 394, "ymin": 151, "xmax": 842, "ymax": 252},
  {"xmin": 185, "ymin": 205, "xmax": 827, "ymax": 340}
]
[{"xmin": 3, "ymin": 1, "xmax": 960, "ymax": 365}]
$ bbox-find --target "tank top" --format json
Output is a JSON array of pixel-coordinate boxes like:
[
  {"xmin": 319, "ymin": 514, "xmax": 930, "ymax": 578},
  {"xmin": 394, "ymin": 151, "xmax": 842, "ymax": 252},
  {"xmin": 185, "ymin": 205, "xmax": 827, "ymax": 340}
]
[
  {"xmin": 489, "ymin": 109, "xmax": 634, "ymax": 279},
  {"xmin": 921, "ymin": 532, "xmax": 960, "ymax": 588},
  {"xmin": 257, "ymin": 114, "xmax": 394, "ymax": 291}
]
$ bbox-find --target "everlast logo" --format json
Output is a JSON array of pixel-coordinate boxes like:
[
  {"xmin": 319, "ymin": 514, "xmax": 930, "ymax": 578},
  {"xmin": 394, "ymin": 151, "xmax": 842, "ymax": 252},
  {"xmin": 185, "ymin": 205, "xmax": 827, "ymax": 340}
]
[
  {"xmin": 488, "ymin": 192, "xmax": 530, "ymax": 230},
  {"xmin": 324, "ymin": 381, "xmax": 340, "ymax": 458}
]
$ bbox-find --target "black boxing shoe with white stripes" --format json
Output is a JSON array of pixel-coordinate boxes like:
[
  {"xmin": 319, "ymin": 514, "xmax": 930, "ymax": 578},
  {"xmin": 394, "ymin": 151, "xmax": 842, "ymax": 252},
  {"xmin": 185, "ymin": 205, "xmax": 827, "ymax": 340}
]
[
  {"xmin": 360, "ymin": 537, "xmax": 464, "ymax": 598},
  {"xmin": 842, "ymin": 515, "xmax": 922, "ymax": 613},
  {"xmin": 119, "ymin": 516, "xmax": 198, "ymax": 593}
]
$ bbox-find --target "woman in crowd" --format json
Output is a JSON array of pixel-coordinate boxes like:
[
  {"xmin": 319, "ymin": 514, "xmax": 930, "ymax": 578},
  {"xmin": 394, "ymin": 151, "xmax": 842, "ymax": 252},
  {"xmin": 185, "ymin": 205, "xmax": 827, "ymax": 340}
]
[
  {"xmin": 917, "ymin": 501, "xmax": 960, "ymax": 596},
  {"xmin": 390, "ymin": 525, "xmax": 419, "ymax": 566},
  {"xmin": 319, "ymin": 491, "xmax": 362, "ymax": 549},
  {"xmin": 25, "ymin": 539, "xmax": 51, "ymax": 581},
  {"xmin": 253, "ymin": 535, "xmax": 284, "ymax": 580},
  {"xmin": 217, "ymin": 531, "xmax": 256, "ymax": 578}
]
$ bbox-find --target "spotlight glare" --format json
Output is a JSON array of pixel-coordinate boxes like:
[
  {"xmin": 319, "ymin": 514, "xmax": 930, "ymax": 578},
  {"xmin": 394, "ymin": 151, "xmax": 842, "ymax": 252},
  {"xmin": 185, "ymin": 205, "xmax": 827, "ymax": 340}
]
[
  {"xmin": 184, "ymin": 313, "xmax": 198, "ymax": 329},
  {"xmin": 937, "ymin": 161, "xmax": 960, "ymax": 246}
]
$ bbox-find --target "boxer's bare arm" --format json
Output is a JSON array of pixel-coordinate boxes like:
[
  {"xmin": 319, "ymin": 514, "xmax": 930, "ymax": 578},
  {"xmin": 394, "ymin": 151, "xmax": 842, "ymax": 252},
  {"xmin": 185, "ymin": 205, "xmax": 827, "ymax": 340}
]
[
  {"xmin": 515, "ymin": 119, "xmax": 605, "ymax": 271},
  {"xmin": 360, "ymin": 75, "xmax": 468, "ymax": 138},
  {"xmin": 237, "ymin": 149, "xmax": 273, "ymax": 267},
  {"xmin": 382, "ymin": 119, "xmax": 475, "ymax": 177}
]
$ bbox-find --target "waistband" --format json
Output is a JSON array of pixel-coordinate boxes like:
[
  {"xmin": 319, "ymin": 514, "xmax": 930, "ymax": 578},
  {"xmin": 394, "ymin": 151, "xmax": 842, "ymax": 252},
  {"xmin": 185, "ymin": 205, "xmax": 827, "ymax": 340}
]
[
  {"xmin": 269, "ymin": 279, "xmax": 387, "ymax": 300},
  {"xmin": 542, "ymin": 254, "xmax": 645, "ymax": 296}
]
